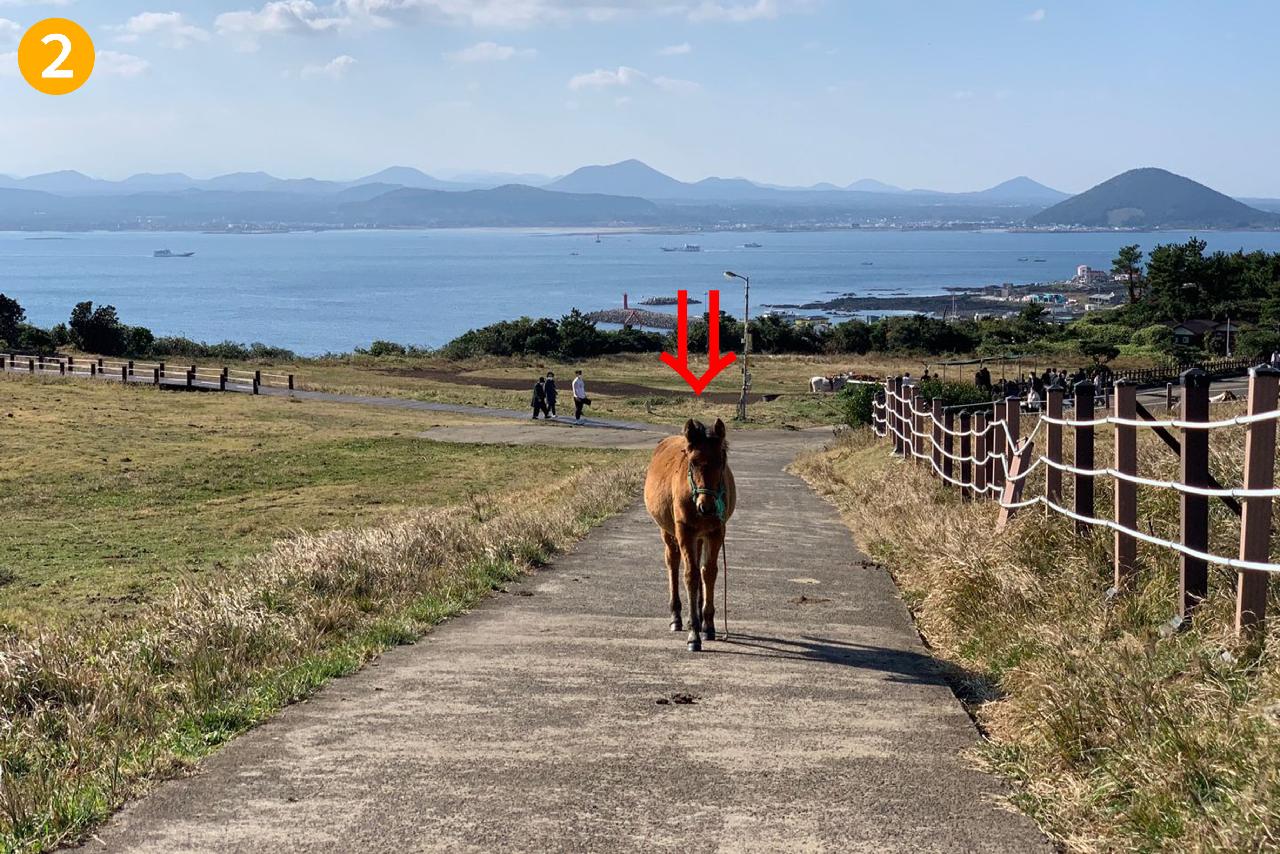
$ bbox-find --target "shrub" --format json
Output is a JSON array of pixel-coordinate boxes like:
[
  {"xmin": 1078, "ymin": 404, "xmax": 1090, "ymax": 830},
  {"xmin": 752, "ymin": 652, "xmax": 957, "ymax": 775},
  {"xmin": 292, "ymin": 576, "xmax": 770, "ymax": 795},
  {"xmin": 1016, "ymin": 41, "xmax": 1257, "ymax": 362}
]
[
  {"xmin": 837, "ymin": 382, "xmax": 880, "ymax": 426},
  {"xmin": 915, "ymin": 378, "xmax": 992, "ymax": 408},
  {"xmin": 367, "ymin": 340, "xmax": 408, "ymax": 358},
  {"xmin": 1132, "ymin": 324, "xmax": 1174, "ymax": 349}
]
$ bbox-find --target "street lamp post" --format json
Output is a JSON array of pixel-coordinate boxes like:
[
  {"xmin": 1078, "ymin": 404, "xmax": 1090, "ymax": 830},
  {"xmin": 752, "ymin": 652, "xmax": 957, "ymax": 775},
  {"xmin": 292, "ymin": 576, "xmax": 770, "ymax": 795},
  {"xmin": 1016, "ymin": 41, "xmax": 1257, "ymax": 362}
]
[{"xmin": 724, "ymin": 270, "xmax": 750, "ymax": 421}]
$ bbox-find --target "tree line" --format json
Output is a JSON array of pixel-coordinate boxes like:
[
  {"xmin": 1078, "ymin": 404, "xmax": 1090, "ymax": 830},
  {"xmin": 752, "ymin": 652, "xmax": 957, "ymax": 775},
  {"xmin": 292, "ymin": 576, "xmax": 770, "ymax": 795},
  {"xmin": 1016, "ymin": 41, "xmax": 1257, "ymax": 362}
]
[{"xmin": 0, "ymin": 296, "xmax": 295, "ymax": 361}]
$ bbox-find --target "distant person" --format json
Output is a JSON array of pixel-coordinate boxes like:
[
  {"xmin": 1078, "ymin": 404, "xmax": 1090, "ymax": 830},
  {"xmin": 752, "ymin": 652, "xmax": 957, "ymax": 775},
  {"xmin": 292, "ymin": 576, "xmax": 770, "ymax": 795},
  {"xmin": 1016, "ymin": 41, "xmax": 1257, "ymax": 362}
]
[
  {"xmin": 975, "ymin": 364, "xmax": 992, "ymax": 394},
  {"xmin": 572, "ymin": 369, "xmax": 589, "ymax": 421},
  {"xmin": 532, "ymin": 377, "xmax": 546, "ymax": 420},
  {"xmin": 544, "ymin": 371, "xmax": 558, "ymax": 419}
]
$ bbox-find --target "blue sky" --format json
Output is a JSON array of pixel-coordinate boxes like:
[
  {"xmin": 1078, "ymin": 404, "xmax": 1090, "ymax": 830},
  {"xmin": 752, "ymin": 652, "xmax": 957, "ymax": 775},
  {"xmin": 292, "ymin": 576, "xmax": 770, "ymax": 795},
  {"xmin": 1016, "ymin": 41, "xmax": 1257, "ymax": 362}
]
[{"xmin": 1, "ymin": 0, "xmax": 1278, "ymax": 194}]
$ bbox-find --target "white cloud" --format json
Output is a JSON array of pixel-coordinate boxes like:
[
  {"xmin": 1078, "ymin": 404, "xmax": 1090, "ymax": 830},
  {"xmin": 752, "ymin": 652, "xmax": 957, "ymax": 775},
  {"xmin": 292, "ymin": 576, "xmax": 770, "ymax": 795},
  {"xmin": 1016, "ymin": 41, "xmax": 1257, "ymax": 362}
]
[
  {"xmin": 568, "ymin": 65, "xmax": 699, "ymax": 94},
  {"xmin": 0, "ymin": 50, "xmax": 15, "ymax": 76},
  {"xmin": 658, "ymin": 41, "xmax": 691, "ymax": 55},
  {"xmin": 215, "ymin": 0, "xmax": 806, "ymax": 43},
  {"xmin": 110, "ymin": 12, "xmax": 210, "ymax": 48},
  {"xmin": 444, "ymin": 41, "xmax": 535, "ymax": 62},
  {"xmin": 97, "ymin": 51, "xmax": 151, "ymax": 77},
  {"xmin": 1025, "ymin": 8, "xmax": 1046, "ymax": 22},
  {"xmin": 688, "ymin": 0, "xmax": 779, "ymax": 22},
  {"xmin": 301, "ymin": 53, "xmax": 357, "ymax": 78},
  {"xmin": 952, "ymin": 89, "xmax": 974, "ymax": 100},
  {"xmin": 0, "ymin": 17, "xmax": 19, "ymax": 44}
]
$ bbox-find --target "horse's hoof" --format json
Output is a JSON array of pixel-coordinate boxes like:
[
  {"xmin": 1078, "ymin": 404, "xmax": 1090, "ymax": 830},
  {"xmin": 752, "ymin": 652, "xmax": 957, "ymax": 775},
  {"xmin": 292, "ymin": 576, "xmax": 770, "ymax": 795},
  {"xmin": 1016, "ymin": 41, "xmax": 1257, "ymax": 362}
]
[
  {"xmin": 687, "ymin": 639, "xmax": 702, "ymax": 652},
  {"xmin": 670, "ymin": 620, "xmax": 682, "ymax": 633},
  {"xmin": 703, "ymin": 627, "xmax": 716, "ymax": 642}
]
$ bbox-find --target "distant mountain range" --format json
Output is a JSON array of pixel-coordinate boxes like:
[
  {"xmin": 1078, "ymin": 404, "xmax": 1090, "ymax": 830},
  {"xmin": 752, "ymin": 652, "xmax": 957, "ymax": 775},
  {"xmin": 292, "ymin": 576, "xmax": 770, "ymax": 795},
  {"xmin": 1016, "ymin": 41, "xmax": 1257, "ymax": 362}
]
[
  {"xmin": 0, "ymin": 161, "xmax": 1274, "ymax": 230},
  {"xmin": 1029, "ymin": 168, "xmax": 1280, "ymax": 228},
  {"xmin": 542, "ymin": 159, "xmax": 1069, "ymax": 206}
]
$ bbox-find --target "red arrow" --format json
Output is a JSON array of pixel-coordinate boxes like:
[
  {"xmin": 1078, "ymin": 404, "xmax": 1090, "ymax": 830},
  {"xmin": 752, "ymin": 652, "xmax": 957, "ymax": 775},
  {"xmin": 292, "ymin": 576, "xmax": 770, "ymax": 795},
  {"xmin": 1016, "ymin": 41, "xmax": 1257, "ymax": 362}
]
[{"xmin": 660, "ymin": 289, "xmax": 738, "ymax": 395}]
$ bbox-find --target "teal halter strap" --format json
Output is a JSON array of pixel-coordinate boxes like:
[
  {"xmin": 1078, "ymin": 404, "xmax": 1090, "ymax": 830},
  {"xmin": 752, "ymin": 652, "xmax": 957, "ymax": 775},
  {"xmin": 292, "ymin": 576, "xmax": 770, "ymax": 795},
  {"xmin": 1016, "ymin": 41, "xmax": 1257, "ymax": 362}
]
[{"xmin": 688, "ymin": 465, "xmax": 727, "ymax": 521}]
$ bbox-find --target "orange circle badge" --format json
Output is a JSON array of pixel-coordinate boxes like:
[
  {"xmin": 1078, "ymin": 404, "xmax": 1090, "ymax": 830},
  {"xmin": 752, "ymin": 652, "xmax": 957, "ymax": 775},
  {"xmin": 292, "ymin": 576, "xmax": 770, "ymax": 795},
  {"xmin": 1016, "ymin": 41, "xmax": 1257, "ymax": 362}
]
[{"xmin": 18, "ymin": 18, "xmax": 95, "ymax": 95}]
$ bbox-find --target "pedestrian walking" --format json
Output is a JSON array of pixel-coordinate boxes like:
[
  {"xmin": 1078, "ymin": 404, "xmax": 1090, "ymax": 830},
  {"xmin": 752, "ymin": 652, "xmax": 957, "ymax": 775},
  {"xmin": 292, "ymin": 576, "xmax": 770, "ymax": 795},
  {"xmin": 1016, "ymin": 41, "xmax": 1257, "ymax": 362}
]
[
  {"xmin": 532, "ymin": 377, "xmax": 546, "ymax": 419},
  {"xmin": 572, "ymin": 369, "xmax": 588, "ymax": 421},
  {"xmin": 544, "ymin": 371, "xmax": 558, "ymax": 419}
]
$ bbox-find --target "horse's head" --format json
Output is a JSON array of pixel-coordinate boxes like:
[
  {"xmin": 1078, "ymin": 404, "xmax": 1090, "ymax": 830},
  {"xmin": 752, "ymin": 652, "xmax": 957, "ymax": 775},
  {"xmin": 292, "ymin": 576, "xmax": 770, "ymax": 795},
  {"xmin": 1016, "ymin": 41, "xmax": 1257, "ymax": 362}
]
[{"xmin": 683, "ymin": 418, "xmax": 729, "ymax": 519}]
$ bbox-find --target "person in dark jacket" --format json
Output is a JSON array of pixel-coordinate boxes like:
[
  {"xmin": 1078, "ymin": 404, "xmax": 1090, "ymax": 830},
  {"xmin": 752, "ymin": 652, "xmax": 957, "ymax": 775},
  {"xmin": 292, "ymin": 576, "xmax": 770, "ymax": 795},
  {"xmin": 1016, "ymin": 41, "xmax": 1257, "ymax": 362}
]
[
  {"xmin": 544, "ymin": 371, "xmax": 558, "ymax": 419},
  {"xmin": 531, "ymin": 377, "xmax": 546, "ymax": 419}
]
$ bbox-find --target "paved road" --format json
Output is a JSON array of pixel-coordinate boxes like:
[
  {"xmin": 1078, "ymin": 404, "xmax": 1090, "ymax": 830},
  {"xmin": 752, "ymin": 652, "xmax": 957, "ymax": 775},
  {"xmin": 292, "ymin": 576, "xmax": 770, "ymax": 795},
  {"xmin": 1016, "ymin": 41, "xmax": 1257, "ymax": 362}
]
[{"xmin": 86, "ymin": 430, "xmax": 1049, "ymax": 853}]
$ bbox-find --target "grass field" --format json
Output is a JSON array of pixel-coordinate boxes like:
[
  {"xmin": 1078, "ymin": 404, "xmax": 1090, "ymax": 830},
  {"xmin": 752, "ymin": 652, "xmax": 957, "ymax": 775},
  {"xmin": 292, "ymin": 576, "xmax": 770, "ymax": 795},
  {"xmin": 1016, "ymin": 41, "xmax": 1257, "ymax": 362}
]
[
  {"xmin": 0, "ymin": 371, "xmax": 646, "ymax": 852},
  {"xmin": 794, "ymin": 418, "xmax": 1280, "ymax": 852},
  {"xmin": 0, "ymin": 373, "xmax": 634, "ymax": 626},
  {"xmin": 192, "ymin": 350, "xmax": 1166, "ymax": 429}
]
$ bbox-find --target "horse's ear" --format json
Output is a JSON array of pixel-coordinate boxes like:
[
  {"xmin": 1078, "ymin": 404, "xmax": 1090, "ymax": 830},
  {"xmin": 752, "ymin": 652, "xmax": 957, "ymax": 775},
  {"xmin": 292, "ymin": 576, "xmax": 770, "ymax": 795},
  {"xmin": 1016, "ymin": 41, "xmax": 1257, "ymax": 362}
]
[
  {"xmin": 683, "ymin": 419, "xmax": 699, "ymax": 442},
  {"xmin": 713, "ymin": 418, "xmax": 726, "ymax": 439}
]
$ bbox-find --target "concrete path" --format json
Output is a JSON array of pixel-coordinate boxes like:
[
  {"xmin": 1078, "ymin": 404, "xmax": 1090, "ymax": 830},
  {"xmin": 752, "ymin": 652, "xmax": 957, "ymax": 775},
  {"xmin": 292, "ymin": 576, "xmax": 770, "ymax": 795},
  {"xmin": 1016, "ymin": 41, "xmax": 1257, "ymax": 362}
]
[{"xmin": 85, "ymin": 431, "xmax": 1049, "ymax": 853}]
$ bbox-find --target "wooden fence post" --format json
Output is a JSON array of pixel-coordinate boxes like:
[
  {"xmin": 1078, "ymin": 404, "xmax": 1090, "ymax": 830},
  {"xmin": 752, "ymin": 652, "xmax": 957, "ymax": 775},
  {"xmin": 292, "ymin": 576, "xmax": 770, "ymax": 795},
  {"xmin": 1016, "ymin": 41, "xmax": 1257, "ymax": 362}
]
[
  {"xmin": 219, "ymin": 372, "xmax": 227, "ymax": 391},
  {"xmin": 959, "ymin": 412, "xmax": 972, "ymax": 501},
  {"xmin": 27, "ymin": 358, "xmax": 34, "ymax": 373},
  {"xmin": 1004, "ymin": 396, "xmax": 1020, "ymax": 488},
  {"xmin": 59, "ymin": 362, "xmax": 65, "ymax": 376},
  {"xmin": 288, "ymin": 374, "xmax": 294, "ymax": 390},
  {"xmin": 186, "ymin": 369, "xmax": 194, "ymax": 388},
  {"xmin": 1073, "ymin": 381, "xmax": 1096, "ymax": 534},
  {"xmin": 931, "ymin": 398, "xmax": 943, "ymax": 473},
  {"xmin": 896, "ymin": 378, "xmax": 906, "ymax": 458},
  {"xmin": 96, "ymin": 357, "xmax": 103, "ymax": 371},
  {"xmin": 159, "ymin": 361, "xmax": 165, "ymax": 378},
  {"xmin": 120, "ymin": 365, "xmax": 128, "ymax": 384},
  {"xmin": 943, "ymin": 409, "xmax": 955, "ymax": 485},
  {"xmin": 128, "ymin": 360, "xmax": 134, "ymax": 377},
  {"xmin": 152, "ymin": 367, "xmax": 160, "ymax": 385},
  {"xmin": 990, "ymin": 404, "xmax": 1005, "ymax": 491},
  {"xmin": 974, "ymin": 412, "xmax": 988, "ymax": 499},
  {"xmin": 1113, "ymin": 380, "xmax": 1138, "ymax": 588},
  {"xmin": 90, "ymin": 363, "xmax": 97, "ymax": 377},
  {"xmin": 254, "ymin": 369, "xmax": 262, "ymax": 386},
  {"xmin": 916, "ymin": 391, "xmax": 926, "ymax": 468},
  {"xmin": 1046, "ymin": 383, "xmax": 1064, "ymax": 506},
  {"xmin": 890, "ymin": 378, "xmax": 903, "ymax": 455},
  {"xmin": 252, "ymin": 377, "xmax": 260, "ymax": 395},
  {"xmin": 1179, "ymin": 369, "xmax": 1211, "ymax": 618},
  {"xmin": 1166, "ymin": 382, "xmax": 1175, "ymax": 412},
  {"xmin": 1235, "ymin": 365, "xmax": 1280, "ymax": 634}
]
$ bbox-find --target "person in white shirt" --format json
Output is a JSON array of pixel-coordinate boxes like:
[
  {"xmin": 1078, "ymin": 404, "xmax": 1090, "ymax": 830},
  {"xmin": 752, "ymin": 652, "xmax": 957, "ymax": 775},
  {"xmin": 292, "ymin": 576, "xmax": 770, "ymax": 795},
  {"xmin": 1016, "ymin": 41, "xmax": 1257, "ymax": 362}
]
[{"xmin": 572, "ymin": 370, "xmax": 588, "ymax": 421}]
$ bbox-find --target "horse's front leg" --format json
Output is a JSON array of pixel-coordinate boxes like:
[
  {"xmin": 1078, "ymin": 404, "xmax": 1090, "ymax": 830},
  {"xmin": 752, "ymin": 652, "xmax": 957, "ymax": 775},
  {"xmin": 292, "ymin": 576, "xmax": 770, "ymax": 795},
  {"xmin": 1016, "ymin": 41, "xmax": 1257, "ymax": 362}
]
[
  {"xmin": 662, "ymin": 530, "xmax": 682, "ymax": 632},
  {"xmin": 700, "ymin": 533, "xmax": 722, "ymax": 641},
  {"xmin": 677, "ymin": 527, "xmax": 703, "ymax": 652}
]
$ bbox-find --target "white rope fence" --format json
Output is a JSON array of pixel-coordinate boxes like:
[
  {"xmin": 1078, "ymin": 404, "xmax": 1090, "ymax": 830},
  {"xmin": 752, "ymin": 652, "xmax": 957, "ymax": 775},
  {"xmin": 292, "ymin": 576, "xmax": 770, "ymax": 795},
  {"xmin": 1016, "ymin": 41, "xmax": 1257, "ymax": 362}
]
[{"xmin": 870, "ymin": 367, "xmax": 1280, "ymax": 635}]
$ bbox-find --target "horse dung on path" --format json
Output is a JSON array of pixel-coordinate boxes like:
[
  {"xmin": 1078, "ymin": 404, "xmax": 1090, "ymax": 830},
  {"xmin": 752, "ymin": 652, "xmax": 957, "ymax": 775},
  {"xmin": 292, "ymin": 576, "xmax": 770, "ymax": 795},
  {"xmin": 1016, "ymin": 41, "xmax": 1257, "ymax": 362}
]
[{"xmin": 644, "ymin": 419, "xmax": 737, "ymax": 652}]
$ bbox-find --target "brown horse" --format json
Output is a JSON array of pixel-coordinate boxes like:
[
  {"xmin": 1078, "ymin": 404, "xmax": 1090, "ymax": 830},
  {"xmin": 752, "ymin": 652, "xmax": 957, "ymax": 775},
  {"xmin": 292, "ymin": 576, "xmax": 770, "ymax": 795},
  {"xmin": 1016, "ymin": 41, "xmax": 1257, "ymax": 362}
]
[{"xmin": 644, "ymin": 419, "xmax": 736, "ymax": 652}]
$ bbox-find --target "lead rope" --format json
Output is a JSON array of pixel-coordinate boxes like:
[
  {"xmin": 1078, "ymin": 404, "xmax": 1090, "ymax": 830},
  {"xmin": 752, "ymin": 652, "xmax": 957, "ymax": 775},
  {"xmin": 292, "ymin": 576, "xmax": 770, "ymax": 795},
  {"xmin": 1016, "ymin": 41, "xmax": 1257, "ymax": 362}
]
[{"xmin": 721, "ymin": 539, "xmax": 729, "ymax": 640}]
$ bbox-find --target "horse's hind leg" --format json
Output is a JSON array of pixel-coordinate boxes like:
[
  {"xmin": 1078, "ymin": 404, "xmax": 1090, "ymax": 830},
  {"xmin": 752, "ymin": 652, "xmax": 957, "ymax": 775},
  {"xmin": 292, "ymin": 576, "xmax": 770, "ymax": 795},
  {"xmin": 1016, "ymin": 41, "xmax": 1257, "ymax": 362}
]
[
  {"xmin": 679, "ymin": 530, "xmax": 703, "ymax": 652},
  {"xmin": 700, "ymin": 535, "xmax": 721, "ymax": 641},
  {"xmin": 663, "ymin": 530, "xmax": 682, "ymax": 632}
]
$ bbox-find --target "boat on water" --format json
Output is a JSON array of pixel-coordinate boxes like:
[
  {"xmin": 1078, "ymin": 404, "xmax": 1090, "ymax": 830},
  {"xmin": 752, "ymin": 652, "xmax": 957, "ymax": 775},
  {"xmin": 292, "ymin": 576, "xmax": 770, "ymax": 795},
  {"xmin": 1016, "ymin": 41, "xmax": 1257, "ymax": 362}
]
[
  {"xmin": 154, "ymin": 249, "xmax": 195, "ymax": 258},
  {"xmin": 861, "ymin": 261, "xmax": 874, "ymax": 266},
  {"xmin": 1017, "ymin": 257, "xmax": 1029, "ymax": 261},
  {"xmin": 1033, "ymin": 258, "xmax": 1047, "ymax": 262},
  {"xmin": 661, "ymin": 243, "xmax": 702, "ymax": 253},
  {"xmin": 742, "ymin": 242, "xmax": 763, "ymax": 248},
  {"xmin": 595, "ymin": 234, "xmax": 602, "ymax": 244}
]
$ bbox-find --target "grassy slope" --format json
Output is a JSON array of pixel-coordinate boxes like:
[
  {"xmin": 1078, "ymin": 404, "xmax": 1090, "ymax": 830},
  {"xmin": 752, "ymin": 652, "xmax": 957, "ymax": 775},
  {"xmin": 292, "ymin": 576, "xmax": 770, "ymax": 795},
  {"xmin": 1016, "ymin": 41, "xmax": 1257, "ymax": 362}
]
[
  {"xmin": 793, "ymin": 425, "xmax": 1280, "ymax": 853},
  {"xmin": 0, "ymin": 374, "xmax": 629, "ymax": 625},
  {"xmin": 0, "ymin": 373, "xmax": 646, "ymax": 852}
]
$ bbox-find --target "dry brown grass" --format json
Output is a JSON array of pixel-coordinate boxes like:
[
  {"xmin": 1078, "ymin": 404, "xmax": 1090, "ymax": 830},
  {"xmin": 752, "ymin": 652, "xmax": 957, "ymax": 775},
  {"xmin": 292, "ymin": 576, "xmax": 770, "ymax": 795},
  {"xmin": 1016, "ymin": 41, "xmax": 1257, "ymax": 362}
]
[
  {"xmin": 793, "ymin": 415, "xmax": 1280, "ymax": 853},
  {"xmin": 0, "ymin": 458, "xmax": 644, "ymax": 853}
]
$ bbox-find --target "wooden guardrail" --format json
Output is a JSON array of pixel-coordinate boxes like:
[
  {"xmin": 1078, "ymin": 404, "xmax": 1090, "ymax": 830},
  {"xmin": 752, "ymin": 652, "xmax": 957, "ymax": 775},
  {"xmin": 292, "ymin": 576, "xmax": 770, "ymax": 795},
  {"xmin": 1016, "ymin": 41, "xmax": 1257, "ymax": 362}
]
[
  {"xmin": 873, "ymin": 366, "xmax": 1280, "ymax": 635},
  {"xmin": 0, "ymin": 353, "xmax": 294, "ymax": 395}
]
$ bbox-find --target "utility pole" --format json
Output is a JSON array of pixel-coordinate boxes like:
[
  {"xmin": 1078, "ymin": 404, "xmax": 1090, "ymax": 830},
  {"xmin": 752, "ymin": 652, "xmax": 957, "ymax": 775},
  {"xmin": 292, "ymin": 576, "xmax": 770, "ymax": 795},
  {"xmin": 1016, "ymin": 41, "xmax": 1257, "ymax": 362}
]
[{"xmin": 724, "ymin": 271, "xmax": 750, "ymax": 421}]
